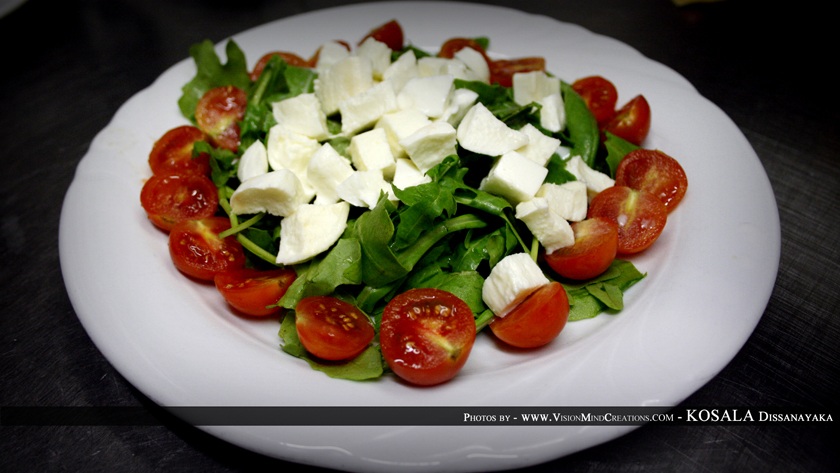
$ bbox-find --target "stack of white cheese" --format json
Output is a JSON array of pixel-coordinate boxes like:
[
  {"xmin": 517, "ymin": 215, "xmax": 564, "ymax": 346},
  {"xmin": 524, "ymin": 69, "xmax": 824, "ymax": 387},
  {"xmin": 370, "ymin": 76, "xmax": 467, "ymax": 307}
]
[{"xmin": 228, "ymin": 37, "xmax": 614, "ymax": 267}]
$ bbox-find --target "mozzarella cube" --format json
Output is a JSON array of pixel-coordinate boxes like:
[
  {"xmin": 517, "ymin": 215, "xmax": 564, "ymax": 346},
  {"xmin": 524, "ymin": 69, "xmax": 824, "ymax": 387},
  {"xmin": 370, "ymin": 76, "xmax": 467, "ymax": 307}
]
[
  {"xmin": 536, "ymin": 181, "xmax": 588, "ymax": 222},
  {"xmin": 482, "ymin": 252, "xmax": 550, "ymax": 317},
  {"xmin": 237, "ymin": 140, "xmax": 268, "ymax": 182},
  {"xmin": 355, "ymin": 37, "xmax": 392, "ymax": 79},
  {"xmin": 307, "ymin": 143, "xmax": 355, "ymax": 205},
  {"xmin": 315, "ymin": 40, "xmax": 351, "ymax": 74},
  {"xmin": 337, "ymin": 170, "xmax": 394, "ymax": 208},
  {"xmin": 516, "ymin": 123, "xmax": 561, "ymax": 167},
  {"xmin": 382, "ymin": 49, "xmax": 418, "ymax": 93},
  {"xmin": 375, "ymin": 109, "xmax": 432, "ymax": 159},
  {"xmin": 454, "ymin": 46, "xmax": 490, "ymax": 83},
  {"xmin": 456, "ymin": 102, "xmax": 529, "ymax": 156},
  {"xmin": 265, "ymin": 125, "xmax": 319, "ymax": 199},
  {"xmin": 417, "ymin": 56, "xmax": 458, "ymax": 77},
  {"xmin": 565, "ymin": 155, "xmax": 615, "ymax": 200},
  {"xmin": 272, "ymin": 93, "xmax": 329, "ymax": 141},
  {"xmin": 339, "ymin": 80, "xmax": 398, "ymax": 135},
  {"xmin": 275, "ymin": 202, "xmax": 350, "ymax": 265},
  {"xmin": 479, "ymin": 150, "xmax": 548, "ymax": 204},
  {"xmin": 348, "ymin": 128, "xmax": 396, "ymax": 179},
  {"xmin": 512, "ymin": 70, "xmax": 560, "ymax": 105},
  {"xmin": 397, "ymin": 74, "xmax": 454, "ymax": 118},
  {"xmin": 315, "ymin": 55, "xmax": 375, "ymax": 116},
  {"xmin": 539, "ymin": 92, "xmax": 566, "ymax": 133},
  {"xmin": 398, "ymin": 121, "xmax": 458, "ymax": 173},
  {"xmin": 438, "ymin": 88, "xmax": 479, "ymax": 127},
  {"xmin": 515, "ymin": 197, "xmax": 575, "ymax": 253},
  {"xmin": 392, "ymin": 158, "xmax": 431, "ymax": 191},
  {"xmin": 229, "ymin": 169, "xmax": 309, "ymax": 217}
]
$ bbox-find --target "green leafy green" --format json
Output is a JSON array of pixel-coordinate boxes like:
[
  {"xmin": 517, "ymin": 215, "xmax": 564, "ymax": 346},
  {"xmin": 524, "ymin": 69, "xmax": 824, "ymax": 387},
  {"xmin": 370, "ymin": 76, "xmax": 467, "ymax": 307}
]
[
  {"xmin": 177, "ymin": 40, "xmax": 251, "ymax": 122},
  {"xmin": 603, "ymin": 131, "xmax": 640, "ymax": 178},
  {"xmin": 563, "ymin": 259, "xmax": 646, "ymax": 321},
  {"xmin": 560, "ymin": 81, "xmax": 600, "ymax": 167}
]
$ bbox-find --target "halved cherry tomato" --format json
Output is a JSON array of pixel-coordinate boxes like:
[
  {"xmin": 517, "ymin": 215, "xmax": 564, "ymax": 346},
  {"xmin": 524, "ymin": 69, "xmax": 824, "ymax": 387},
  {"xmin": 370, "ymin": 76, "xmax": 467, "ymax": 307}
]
[
  {"xmin": 148, "ymin": 125, "xmax": 211, "ymax": 177},
  {"xmin": 140, "ymin": 173, "xmax": 219, "ymax": 231},
  {"xmin": 380, "ymin": 288, "xmax": 476, "ymax": 386},
  {"xmin": 295, "ymin": 296, "xmax": 375, "ymax": 361},
  {"xmin": 489, "ymin": 281, "xmax": 569, "ymax": 349},
  {"xmin": 250, "ymin": 51, "xmax": 311, "ymax": 81},
  {"xmin": 543, "ymin": 218, "xmax": 619, "ymax": 280},
  {"xmin": 587, "ymin": 185, "xmax": 667, "ymax": 254},
  {"xmin": 168, "ymin": 217, "xmax": 246, "ymax": 281},
  {"xmin": 195, "ymin": 85, "xmax": 247, "ymax": 152},
  {"xmin": 214, "ymin": 268, "xmax": 297, "ymax": 317},
  {"xmin": 603, "ymin": 95, "xmax": 651, "ymax": 146},
  {"xmin": 572, "ymin": 76, "xmax": 619, "ymax": 127},
  {"xmin": 490, "ymin": 57, "xmax": 546, "ymax": 87},
  {"xmin": 615, "ymin": 148, "xmax": 688, "ymax": 211},
  {"xmin": 359, "ymin": 19, "xmax": 404, "ymax": 50}
]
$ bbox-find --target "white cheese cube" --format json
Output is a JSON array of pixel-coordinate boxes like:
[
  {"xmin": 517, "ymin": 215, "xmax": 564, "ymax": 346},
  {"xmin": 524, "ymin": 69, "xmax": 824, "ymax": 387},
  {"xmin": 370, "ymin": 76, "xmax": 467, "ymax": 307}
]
[
  {"xmin": 336, "ymin": 170, "xmax": 395, "ymax": 208},
  {"xmin": 539, "ymin": 92, "xmax": 566, "ymax": 133},
  {"xmin": 397, "ymin": 74, "xmax": 454, "ymax": 118},
  {"xmin": 454, "ymin": 46, "xmax": 490, "ymax": 83},
  {"xmin": 565, "ymin": 155, "xmax": 615, "ymax": 200},
  {"xmin": 482, "ymin": 252, "xmax": 550, "ymax": 317},
  {"xmin": 275, "ymin": 202, "xmax": 350, "ymax": 265},
  {"xmin": 237, "ymin": 140, "xmax": 268, "ymax": 182},
  {"xmin": 398, "ymin": 121, "xmax": 458, "ymax": 173},
  {"xmin": 516, "ymin": 123, "xmax": 561, "ymax": 167},
  {"xmin": 339, "ymin": 80, "xmax": 398, "ymax": 136},
  {"xmin": 537, "ymin": 181, "xmax": 588, "ymax": 222},
  {"xmin": 348, "ymin": 128, "xmax": 396, "ymax": 179},
  {"xmin": 515, "ymin": 197, "xmax": 575, "ymax": 253},
  {"xmin": 315, "ymin": 55, "xmax": 375, "ymax": 116},
  {"xmin": 479, "ymin": 150, "xmax": 548, "ymax": 204},
  {"xmin": 417, "ymin": 56, "xmax": 457, "ymax": 77},
  {"xmin": 374, "ymin": 109, "xmax": 431, "ymax": 159},
  {"xmin": 307, "ymin": 143, "xmax": 355, "ymax": 205},
  {"xmin": 392, "ymin": 158, "xmax": 431, "ymax": 191},
  {"xmin": 512, "ymin": 70, "xmax": 560, "ymax": 105},
  {"xmin": 456, "ymin": 102, "xmax": 529, "ymax": 156},
  {"xmin": 315, "ymin": 41, "xmax": 351, "ymax": 74},
  {"xmin": 438, "ymin": 88, "xmax": 479, "ymax": 127},
  {"xmin": 229, "ymin": 169, "xmax": 309, "ymax": 217},
  {"xmin": 271, "ymin": 93, "xmax": 330, "ymax": 141},
  {"xmin": 355, "ymin": 37, "xmax": 392, "ymax": 79},
  {"xmin": 265, "ymin": 125, "xmax": 319, "ymax": 199},
  {"xmin": 382, "ymin": 49, "xmax": 418, "ymax": 94}
]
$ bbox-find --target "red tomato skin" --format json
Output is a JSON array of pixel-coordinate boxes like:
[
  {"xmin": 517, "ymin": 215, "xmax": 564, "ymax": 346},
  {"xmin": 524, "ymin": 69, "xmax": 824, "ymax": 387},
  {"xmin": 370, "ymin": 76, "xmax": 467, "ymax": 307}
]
[
  {"xmin": 380, "ymin": 288, "xmax": 476, "ymax": 386},
  {"xmin": 148, "ymin": 125, "xmax": 211, "ymax": 177},
  {"xmin": 543, "ymin": 218, "xmax": 619, "ymax": 280},
  {"xmin": 195, "ymin": 85, "xmax": 247, "ymax": 152},
  {"xmin": 587, "ymin": 186, "xmax": 668, "ymax": 255},
  {"xmin": 490, "ymin": 57, "xmax": 546, "ymax": 87},
  {"xmin": 168, "ymin": 217, "xmax": 247, "ymax": 281},
  {"xmin": 295, "ymin": 296, "xmax": 375, "ymax": 361},
  {"xmin": 572, "ymin": 76, "xmax": 619, "ymax": 127},
  {"xmin": 140, "ymin": 173, "xmax": 219, "ymax": 232},
  {"xmin": 489, "ymin": 282, "xmax": 569, "ymax": 349},
  {"xmin": 603, "ymin": 95, "xmax": 651, "ymax": 146},
  {"xmin": 250, "ymin": 51, "xmax": 311, "ymax": 81},
  {"xmin": 214, "ymin": 268, "xmax": 297, "ymax": 317},
  {"xmin": 359, "ymin": 19, "xmax": 404, "ymax": 50},
  {"xmin": 615, "ymin": 149, "xmax": 688, "ymax": 211}
]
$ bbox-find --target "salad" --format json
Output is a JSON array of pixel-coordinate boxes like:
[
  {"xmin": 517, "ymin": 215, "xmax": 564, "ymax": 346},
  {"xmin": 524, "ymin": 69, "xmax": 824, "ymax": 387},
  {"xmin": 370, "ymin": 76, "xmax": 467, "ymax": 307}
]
[{"xmin": 140, "ymin": 20, "xmax": 688, "ymax": 386}]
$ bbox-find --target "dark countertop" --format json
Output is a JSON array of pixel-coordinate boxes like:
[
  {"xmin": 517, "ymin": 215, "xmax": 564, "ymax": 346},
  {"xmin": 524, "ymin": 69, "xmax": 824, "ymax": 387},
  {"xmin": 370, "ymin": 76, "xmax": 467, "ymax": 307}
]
[{"xmin": 1, "ymin": 0, "xmax": 837, "ymax": 471}]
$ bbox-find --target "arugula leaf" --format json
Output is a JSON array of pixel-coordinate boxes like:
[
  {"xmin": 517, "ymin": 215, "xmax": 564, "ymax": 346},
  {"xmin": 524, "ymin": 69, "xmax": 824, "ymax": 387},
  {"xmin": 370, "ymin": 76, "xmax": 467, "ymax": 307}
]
[
  {"xmin": 177, "ymin": 40, "xmax": 251, "ymax": 122},
  {"xmin": 603, "ymin": 131, "xmax": 640, "ymax": 178},
  {"xmin": 563, "ymin": 259, "xmax": 646, "ymax": 321},
  {"xmin": 278, "ymin": 238, "xmax": 363, "ymax": 309}
]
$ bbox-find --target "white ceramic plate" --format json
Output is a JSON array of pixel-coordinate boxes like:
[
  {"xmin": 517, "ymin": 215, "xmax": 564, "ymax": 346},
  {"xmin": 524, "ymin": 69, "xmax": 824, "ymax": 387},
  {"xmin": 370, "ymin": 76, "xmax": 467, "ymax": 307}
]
[{"xmin": 59, "ymin": 2, "xmax": 780, "ymax": 472}]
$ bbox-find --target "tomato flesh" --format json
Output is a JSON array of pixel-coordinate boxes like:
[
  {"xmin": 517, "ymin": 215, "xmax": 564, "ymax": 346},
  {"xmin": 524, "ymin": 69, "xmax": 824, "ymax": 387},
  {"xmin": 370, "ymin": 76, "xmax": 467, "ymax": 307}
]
[
  {"xmin": 214, "ymin": 268, "xmax": 297, "ymax": 317},
  {"xmin": 148, "ymin": 125, "xmax": 211, "ymax": 177},
  {"xmin": 359, "ymin": 19, "xmax": 404, "ymax": 50},
  {"xmin": 615, "ymin": 148, "xmax": 688, "ymax": 211},
  {"xmin": 140, "ymin": 173, "xmax": 219, "ymax": 232},
  {"xmin": 195, "ymin": 85, "xmax": 247, "ymax": 152},
  {"xmin": 380, "ymin": 288, "xmax": 476, "ymax": 386},
  {"xmin": 544, "ymin": 218, "xmax": 619, "ymax": 280},
  {"xmin": 295, "ymin": 296, "xmax": 375, "ymax": 361},
  {"xmin": 587, "ymin": 185, "xmax": 667, "ymax": 254},
  {"xmin": 603, "ymin": 95, "xmax": 651, "ymax": 146},
  {"xmin": 490, "ymin": 57, "xmax": 546, "ymax": 87},
  {"xmin": 572, "ymin": 76, "xmax": 619, "ymax": 127},
  {"xmin": 489, "ymin": 282, "xmax": 569, "ymax": 349},
  {"xmin": 168, "ymin": 217, "xmax": 247, "ymax": 281}
]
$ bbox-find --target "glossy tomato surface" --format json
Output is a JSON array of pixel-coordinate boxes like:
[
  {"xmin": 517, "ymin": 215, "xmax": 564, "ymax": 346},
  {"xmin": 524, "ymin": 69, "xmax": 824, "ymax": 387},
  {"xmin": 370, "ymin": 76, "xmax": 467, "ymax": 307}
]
[
  {"xmin": 603, "ymin": 95, "xmax": 651, "ymax": 146},
  {"xmin": 587, "ymin": 185, "xmax": 667, "ymax": 254},
  {"xmin": 544, "ymin": 217, "xmax": 619, "ymax": 280},
  {"xmin": 295, "ymin": 296, "xmax": 375, "ymax": 361},
  {"xmin": 148, "ymin": 125, "xmax": 211, "ymax": 177},
  {"xmin": 214, "ymin": 268, "xmax": 297, "ymax": 317},
  {"xmin": 250, "ymin": 51, "xmax": 311, "ymax": 81},
  {"xmin": 380, "ymin": 288, "xmax": 476, "ymax": 386},
  {"xmin": 490, "ymin": 57, "xmax": 546, "ymax": 87},
  {"xmin": 572, "ymin": 75, "xmax": 619, "ymax": 127},
  {"xmin": 359, "ymin": 19, "xmax": 404, "ymax": 50},
  {"xmin": 615, "ymin": 148, "xmax": 688, "ymax": 211},
  {"xmin": 168, "ymin": 217, "xmax": 247, "ymax": 281},
  {"xmin": 195, "ymin": 85, "xmax": 247, "ymax": 152},
  {"xmin": 140, "ymin": 173, "xmax": 219, "ymax": 231},
  {"xmin": 489, "ymin": 281, "xmax": 569, "ymax": 349}
]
